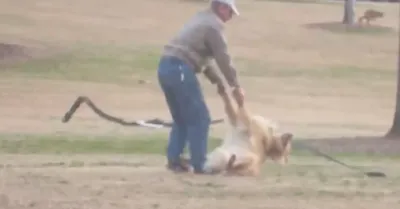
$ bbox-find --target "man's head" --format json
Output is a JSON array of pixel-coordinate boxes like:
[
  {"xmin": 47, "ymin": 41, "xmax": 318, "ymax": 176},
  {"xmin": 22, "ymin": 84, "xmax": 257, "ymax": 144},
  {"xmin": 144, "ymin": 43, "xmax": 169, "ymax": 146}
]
[{"xmin": 211, "ymin": 0, "xmax": 239, "ymax": 22}]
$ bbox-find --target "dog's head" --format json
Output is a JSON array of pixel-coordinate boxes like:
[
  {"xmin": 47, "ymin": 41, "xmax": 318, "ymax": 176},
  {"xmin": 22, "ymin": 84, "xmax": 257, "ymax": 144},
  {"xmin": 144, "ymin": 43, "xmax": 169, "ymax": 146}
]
[
  {"xmin": 251, "ymin": 115, "xmax": 293, "ymax": 164},
  {"xmin": 266, "ymin": 132, "xmax": 293, "ymax": 164}
]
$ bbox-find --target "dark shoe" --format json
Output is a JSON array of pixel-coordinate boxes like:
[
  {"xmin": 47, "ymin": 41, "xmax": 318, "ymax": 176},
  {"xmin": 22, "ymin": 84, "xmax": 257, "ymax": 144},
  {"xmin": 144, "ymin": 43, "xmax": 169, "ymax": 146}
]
[
  {"xmin": 167, "ymin": 163, "xmax": 189, "ymax": 173},
  {"xmin": 193, "ymin": 168, "xmax": 219, "ymax": 175},
  {"xmin": 166, "ymin": 156, "xmax": 191, "ymax": 173}
]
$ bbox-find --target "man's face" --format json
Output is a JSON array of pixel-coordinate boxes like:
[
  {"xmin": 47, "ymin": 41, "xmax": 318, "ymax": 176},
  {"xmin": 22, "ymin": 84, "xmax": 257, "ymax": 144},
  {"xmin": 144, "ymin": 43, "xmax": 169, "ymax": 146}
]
[{"xmin": 217, "ymin": 4, "xmax": 234, "ymax": 22}]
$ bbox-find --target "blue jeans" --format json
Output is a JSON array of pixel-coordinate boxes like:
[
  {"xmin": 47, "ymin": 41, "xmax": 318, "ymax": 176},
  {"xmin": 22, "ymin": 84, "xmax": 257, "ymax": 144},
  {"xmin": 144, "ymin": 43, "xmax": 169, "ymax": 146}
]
[{"xmin": 157, "ymin": 56, "xmax": 211, "ymax": 172}]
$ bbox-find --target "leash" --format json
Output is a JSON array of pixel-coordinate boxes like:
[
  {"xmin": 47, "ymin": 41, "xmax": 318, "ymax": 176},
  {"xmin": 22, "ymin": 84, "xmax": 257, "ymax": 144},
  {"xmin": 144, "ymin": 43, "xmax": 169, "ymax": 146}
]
[{"xmin": 295, "ymin": 141, "xmax": 386, "ymax": 178}]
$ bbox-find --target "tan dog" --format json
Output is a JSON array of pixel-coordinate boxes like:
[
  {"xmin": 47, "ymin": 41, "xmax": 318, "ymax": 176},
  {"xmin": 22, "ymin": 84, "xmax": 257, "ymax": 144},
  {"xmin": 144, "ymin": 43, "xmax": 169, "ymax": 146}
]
[{"xmin": 201, "ymin": 85, "xmax": 294, "ymax": 176}]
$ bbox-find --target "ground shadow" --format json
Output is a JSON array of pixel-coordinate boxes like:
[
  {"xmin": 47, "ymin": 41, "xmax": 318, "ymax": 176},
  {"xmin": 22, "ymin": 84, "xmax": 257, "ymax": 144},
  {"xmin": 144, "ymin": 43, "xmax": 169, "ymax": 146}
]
[
  {"xmin": 255, "ymin": 0, "xmax": 335, "ymax": 4},
  {"xmin": 179, "ymin": 0, "xmax": 209, "ymax": 3},
  {"xmin": 304, "ymin": 21, "xmax": 396, "ymax": 36},
  {"xmin": 295, "ymin": 135, "xmax": 400, "ymax": 156},
  {"xmin": 0, "ymin": 43, "xmax": 28, "ymax": 61},
  {"xmin": 0, "ymin": 42, "xmax": 63, "ymax": 68},
  {"xmin": 0, "ymin": 42, "xmax": 36, "ymax": 67}
]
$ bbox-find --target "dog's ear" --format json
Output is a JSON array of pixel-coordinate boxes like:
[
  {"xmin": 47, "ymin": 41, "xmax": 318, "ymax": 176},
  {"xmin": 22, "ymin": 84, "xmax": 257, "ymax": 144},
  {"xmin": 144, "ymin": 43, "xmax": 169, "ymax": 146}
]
[{"xmin": 281, "ymin": 132, "xmax": 293, "ymax": 148}]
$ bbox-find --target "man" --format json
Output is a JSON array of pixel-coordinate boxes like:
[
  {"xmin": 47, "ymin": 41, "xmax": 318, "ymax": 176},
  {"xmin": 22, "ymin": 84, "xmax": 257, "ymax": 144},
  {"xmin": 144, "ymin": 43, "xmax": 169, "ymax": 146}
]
[{"xmin": 157, "ymin": 0, "xmax": 245, "ymax": 174}]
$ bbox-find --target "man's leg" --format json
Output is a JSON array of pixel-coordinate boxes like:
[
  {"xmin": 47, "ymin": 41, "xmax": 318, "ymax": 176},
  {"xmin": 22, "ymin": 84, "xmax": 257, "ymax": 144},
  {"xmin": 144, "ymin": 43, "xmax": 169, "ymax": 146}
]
[
  {"xmin": 187, "ymin": 106, "xmax": 210, "ymax": 173},
  {"xmin": 172, "ymin": 62, "xmax": 211, "ymax": 173},
  {"xmin": 163, "ymin": 87, "xmax": 188, "ymax": 168},
  {"xmin": 157, "ymin": 57, "xmax": 188, "ymax": 171}
]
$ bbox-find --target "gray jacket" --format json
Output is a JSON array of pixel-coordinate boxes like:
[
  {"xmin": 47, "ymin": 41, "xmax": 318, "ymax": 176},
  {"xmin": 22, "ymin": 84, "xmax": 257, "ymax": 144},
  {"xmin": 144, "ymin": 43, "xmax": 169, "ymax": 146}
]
[{"xmin": 162, "ymin": 9, "xmax": 239, "ymax": 88}]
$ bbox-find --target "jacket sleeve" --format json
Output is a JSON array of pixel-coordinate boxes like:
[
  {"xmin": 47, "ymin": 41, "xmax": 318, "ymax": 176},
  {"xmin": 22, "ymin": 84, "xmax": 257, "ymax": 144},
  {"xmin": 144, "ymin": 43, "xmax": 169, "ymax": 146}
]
[
  {"xmin": 202, "ymin": 64, "xmax": 222, "ymax": 85},
  {"xmin": 204, "ymin": 27, "xmax": 240, "ymax": 88}
]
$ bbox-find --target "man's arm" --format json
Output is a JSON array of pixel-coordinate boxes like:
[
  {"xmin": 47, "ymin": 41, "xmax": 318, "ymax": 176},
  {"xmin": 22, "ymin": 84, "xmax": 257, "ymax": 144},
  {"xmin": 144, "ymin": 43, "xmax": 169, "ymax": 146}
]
[
  {"xmin": 205, "ymin": 27, "xmax": 240, "ymax": 88},
  {"xmin": 203, "ymin": 64, "xmax": 223, "ymax": 85}
]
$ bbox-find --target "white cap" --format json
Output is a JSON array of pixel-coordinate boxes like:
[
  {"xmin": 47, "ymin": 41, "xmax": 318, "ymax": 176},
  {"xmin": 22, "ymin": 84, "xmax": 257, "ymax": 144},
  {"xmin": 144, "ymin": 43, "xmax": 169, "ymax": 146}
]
[{"xmin": 212, "ymin": 0, "xmax": 239, "ymax": 16}]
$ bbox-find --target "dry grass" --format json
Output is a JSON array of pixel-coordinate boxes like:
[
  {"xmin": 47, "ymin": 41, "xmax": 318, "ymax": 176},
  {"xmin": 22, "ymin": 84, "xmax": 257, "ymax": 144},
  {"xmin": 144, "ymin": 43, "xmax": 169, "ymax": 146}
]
[{"xmin": 0, "ymin": 0, "xmax": 399, "ymax": 208}]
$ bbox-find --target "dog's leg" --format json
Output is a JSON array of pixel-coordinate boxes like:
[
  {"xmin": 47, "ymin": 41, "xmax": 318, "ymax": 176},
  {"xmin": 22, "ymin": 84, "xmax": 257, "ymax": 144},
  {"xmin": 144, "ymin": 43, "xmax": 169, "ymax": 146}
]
[
  {"xmin": 221, "ymin": 93, "xmax": 238, "ymax": 126},
  {"xmin": 225, "ymin": 154, "xmax": 259, "ymax": 176},
  {"xmin": 234, "ymin": 102, "xmax": 253, "ymax": 133},
  {"xmin": 218, "ymin": 86, "xmax": 238, "ymax": 126},
  {"xmin": 226, "ymin": 154, "xmax": 236, "ymax": 170}
]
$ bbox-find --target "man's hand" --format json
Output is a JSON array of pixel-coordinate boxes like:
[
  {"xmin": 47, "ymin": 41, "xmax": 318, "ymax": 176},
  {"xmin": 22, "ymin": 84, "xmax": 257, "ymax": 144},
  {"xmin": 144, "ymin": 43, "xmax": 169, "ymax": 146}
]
[
  {"xmin": 217, "ymin": 83, "xmax": 226, "ymax": 96},
  {"xmin": 232, "ymin": 87, "xmax": 245, "ymax": 107}
]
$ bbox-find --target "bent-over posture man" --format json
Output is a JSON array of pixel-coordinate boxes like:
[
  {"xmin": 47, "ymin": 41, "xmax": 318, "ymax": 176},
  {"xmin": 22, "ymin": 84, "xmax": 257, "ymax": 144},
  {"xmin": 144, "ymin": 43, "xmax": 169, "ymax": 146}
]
[{"xmin": 157, "ymin": 0, "xmax": 245, "ymax": 174}]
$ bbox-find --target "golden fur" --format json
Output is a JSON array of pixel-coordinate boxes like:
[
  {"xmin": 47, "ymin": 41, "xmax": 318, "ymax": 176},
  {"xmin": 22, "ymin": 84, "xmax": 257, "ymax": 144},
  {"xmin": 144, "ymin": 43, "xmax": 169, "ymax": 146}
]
[{"xmin": 201, "ymin": 87, "xmax": 294, "ymax": 176}]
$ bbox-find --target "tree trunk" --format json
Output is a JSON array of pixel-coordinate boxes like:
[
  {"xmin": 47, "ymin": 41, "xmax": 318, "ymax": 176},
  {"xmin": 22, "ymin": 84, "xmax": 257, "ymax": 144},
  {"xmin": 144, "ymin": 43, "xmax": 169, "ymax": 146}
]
[
  {"xmin": 342, "ymin": 0, "xmax": 356, "ymax": 25},
  {"xmin": 385, "ymin": 26, "xmax": 400, "ymax": 139}
]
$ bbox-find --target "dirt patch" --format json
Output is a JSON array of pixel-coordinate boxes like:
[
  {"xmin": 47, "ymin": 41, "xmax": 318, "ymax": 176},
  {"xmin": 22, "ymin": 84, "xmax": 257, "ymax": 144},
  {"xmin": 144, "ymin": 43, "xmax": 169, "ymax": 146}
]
[
  {"xmin": 0, "ymin": 42, "xmax": 62, "ymax": 67},
  {"xmin": 0, "ymin": 43, "xmax": 30, "ymax": 64}
]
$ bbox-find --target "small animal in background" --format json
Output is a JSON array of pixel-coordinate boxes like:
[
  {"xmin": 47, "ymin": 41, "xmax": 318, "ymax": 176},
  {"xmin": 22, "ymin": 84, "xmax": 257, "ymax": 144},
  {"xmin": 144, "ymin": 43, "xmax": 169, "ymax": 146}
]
[{"xmin": 358, "ymin": 9, "xmax": 384, "ymax": 25}]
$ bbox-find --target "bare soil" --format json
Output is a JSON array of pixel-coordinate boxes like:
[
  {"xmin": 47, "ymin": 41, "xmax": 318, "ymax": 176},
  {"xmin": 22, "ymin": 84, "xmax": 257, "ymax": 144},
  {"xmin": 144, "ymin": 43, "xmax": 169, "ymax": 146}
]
[{"xmin": 0, "ymin": 155, "xmax": 399, "ymax": 209}]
